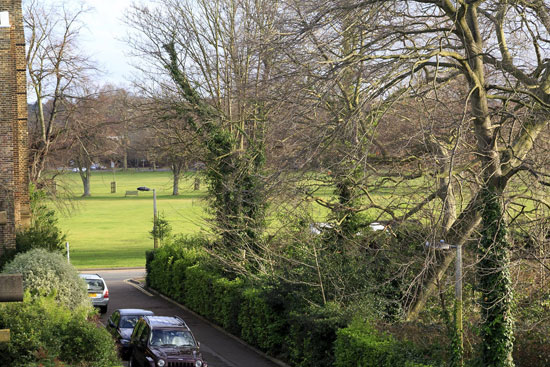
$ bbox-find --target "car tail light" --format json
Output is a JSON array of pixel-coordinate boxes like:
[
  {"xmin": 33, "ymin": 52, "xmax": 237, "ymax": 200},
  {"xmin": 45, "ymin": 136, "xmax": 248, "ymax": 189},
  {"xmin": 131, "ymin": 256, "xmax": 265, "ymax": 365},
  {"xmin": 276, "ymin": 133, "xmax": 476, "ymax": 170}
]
[{"xmin": 104, "ymin": 289, "xmax": 109, "ymax": 298}]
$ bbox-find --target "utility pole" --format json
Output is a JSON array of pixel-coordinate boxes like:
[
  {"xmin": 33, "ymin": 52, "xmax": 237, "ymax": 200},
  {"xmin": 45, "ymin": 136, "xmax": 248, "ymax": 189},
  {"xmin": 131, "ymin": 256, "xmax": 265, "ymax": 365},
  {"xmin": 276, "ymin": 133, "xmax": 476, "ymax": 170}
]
[{"xmin": 425, "ymin": 240, "xmax": 463, "ymax": 367}]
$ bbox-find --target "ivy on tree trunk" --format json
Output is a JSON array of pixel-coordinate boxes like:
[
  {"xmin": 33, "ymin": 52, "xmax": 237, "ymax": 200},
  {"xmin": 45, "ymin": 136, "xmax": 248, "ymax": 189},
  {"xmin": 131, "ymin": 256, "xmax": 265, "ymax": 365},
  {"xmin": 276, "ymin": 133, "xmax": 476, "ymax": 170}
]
[{"xmin": 477, "ymin": 187, "xmax": 514, "ymax": 367}]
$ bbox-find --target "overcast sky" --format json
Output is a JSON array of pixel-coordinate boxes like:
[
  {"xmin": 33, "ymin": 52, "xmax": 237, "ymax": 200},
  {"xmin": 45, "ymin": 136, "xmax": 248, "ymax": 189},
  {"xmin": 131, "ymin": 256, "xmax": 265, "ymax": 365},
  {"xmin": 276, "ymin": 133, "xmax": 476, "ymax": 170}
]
[{"xmin": 80, "ymin": 0, "xmax": 136, "ymax": 87}]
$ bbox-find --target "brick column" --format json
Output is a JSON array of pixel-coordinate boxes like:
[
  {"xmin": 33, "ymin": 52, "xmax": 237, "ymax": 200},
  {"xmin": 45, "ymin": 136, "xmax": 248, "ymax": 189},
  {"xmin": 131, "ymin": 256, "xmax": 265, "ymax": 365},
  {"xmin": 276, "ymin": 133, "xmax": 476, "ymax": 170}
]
[{"xmin": 0, "ymin": 0, "xmax": 30, "ymax": 255}]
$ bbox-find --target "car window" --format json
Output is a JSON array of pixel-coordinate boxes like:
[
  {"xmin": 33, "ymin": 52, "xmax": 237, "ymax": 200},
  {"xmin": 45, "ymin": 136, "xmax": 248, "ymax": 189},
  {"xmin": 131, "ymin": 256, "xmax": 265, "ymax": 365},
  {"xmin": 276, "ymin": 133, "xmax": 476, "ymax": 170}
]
[
  {"xmin": 120, "ymin": 315, "xmax": 140, "ymax": 328},
  {"xmin": 85, "ymin": 279, "xmax": 104, "ymax": 291},
  {"xmin": 150, "ymin": 330, "xmax": 196, "ymax": 347}
]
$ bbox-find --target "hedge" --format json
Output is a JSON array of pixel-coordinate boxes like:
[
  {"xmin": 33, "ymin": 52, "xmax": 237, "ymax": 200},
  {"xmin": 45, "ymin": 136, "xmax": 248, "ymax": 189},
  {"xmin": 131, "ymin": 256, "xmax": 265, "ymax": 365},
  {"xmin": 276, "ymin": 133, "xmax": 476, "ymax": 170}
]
[
  {"xmin": 146, "ymin": 236, "xmax": 439, "ymax": 367},
  {"xmin": 334, "ymin": 319, "xmax": 436, "ymax": 367}
]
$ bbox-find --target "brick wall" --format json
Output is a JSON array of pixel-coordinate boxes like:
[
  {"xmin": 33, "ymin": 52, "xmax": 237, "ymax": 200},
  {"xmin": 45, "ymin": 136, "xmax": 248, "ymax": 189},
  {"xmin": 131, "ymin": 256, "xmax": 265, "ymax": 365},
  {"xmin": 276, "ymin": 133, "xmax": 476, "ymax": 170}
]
[{"xmin": 0, "ymin": 0, "xmax": 30, "ymax": 255}]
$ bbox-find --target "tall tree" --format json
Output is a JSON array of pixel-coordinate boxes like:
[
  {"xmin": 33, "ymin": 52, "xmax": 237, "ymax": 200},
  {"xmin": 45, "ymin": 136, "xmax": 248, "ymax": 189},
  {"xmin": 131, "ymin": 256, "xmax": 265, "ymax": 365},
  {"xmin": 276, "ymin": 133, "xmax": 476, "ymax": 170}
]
[
  {"xmin": 63, "ymin": 86, "xmax": 120, "ymax": 196},
  {"xmin": 25, "ymin": 0, "xmax": 94, "ymax": 184},
  {"xmin": 126, "ymin": 0, "xmax": 280, "ymax": 271},
  {"xmin": 305, "ymin": 1, "xmax": 550, "ymax": 364}
]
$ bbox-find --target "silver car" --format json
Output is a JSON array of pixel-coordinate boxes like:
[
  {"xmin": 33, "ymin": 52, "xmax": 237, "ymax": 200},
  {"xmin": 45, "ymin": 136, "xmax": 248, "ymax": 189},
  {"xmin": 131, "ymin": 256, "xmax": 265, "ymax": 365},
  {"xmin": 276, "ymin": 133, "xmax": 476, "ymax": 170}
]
[{"xmin": 80, "ymin": 273, "xmax": 109, "ymax": 313}]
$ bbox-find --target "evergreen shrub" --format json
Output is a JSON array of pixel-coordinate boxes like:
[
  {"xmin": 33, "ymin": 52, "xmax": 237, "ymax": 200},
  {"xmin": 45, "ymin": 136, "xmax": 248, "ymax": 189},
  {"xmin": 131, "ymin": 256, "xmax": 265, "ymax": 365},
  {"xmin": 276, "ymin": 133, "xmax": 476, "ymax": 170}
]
[
  {"xmin": 334, "ymin": 319, "xmax": 436, "ymax": 367},
  {"xmin": 3, "ymin": 248, "xmax": 90, "ymax": 310},
  {"xmin": 0, "ymin": 294, "xmax": 119, "ymax": 367},
  {"xmin": 145, "ymin": 236, "xmax": 208, "ymax": 301},
  {"xmin": 146, "ymin": 235, "xmax": 435, "ymax": 367},
  {"xmin": 285, "ymin": 303, "xmax": 346, "ymax": 367},
  {"xmin": 238, "ymin": 286, "xmax": 288, "ymax": 356}
]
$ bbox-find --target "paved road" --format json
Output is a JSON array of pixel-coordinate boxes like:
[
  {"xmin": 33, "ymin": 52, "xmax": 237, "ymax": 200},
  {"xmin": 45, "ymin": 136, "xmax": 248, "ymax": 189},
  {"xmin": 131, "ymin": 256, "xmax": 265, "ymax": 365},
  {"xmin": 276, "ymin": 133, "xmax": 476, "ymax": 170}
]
[{"xmin": 90, "ymin": 269, "xmax": 281, "ymax": 367}]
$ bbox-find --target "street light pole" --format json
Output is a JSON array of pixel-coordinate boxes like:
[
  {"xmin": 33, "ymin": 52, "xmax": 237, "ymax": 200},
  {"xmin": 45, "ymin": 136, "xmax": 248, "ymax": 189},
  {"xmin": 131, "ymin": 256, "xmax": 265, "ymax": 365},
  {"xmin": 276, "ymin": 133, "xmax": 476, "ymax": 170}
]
[
  {"xmin": 426, "ymin": 240, "xmax": 463, "ymax": 367},
  {"xmin": 137, "ymin": 186, "xmax": 158, "ymax": 249},
  {"xmin": 153, "ymin": 188, "xmax": 158, "ymax": 249},
  {"xmin": 455, "ymin": 244, "xmax": 463, "ymax": 363}
]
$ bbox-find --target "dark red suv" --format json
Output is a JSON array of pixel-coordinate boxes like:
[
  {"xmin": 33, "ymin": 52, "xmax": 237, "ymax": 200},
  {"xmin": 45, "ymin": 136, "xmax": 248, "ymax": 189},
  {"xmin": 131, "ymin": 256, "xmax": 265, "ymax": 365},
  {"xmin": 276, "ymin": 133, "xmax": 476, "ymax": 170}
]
[{"xmin": 129, "ymin": 315, "xmax": 207, "ymax": 367}]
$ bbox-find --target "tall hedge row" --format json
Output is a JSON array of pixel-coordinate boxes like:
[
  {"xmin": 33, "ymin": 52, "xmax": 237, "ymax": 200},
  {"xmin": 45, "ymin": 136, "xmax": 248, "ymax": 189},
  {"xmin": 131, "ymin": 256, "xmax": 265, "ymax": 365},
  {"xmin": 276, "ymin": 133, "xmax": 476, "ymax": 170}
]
[
  {"xmin": 146, "ymin": 237, "xmax": 439, "ymax": 367},
  {"xmin": 335, "ymin": 320, "xmax": 436, "ymax": 367}
]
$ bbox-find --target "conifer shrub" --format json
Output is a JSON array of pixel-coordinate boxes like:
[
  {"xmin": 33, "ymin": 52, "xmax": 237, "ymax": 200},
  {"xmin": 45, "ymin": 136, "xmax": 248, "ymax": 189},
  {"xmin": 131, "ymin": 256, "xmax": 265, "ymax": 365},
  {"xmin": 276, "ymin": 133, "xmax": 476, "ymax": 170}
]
[{"xmin": 3, "ymin": 248, "xmax": 90, "ymax": 310}]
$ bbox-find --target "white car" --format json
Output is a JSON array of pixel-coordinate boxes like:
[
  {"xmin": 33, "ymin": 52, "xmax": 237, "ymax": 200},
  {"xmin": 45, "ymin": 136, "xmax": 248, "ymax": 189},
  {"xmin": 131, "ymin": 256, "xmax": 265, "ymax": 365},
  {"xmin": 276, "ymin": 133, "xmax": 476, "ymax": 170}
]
[{"xmin": 79, "ymin": 273, "xmax": 109, "ymax": 313}]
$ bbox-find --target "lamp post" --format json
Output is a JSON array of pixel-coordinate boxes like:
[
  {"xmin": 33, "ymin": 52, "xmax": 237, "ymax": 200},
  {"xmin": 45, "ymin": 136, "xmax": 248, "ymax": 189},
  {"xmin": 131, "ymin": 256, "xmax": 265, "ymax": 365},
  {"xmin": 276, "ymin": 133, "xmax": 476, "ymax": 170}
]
[
  {"xmin": 425, "ymin": 240, "xmax": 463, "ymax": 366},
  {"xmin": 137, "ymin": 186, "xmax": 158, "ymax": 249}
]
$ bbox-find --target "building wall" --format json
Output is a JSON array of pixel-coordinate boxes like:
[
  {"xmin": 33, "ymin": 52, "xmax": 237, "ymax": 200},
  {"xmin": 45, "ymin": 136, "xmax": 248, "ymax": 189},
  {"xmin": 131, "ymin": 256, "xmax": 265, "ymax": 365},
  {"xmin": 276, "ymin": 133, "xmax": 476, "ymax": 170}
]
[{"xmin": 0, "ymin": 0, "xmax": 30, "ymax": 255}]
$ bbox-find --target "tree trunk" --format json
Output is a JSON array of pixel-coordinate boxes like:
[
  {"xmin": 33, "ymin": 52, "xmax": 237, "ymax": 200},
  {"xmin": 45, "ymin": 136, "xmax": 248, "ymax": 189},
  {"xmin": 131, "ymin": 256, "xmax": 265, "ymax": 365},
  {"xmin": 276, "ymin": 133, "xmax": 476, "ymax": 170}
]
[
  {"xmin": 477, "ymin": 187, "xmax": 514, "ymax": 367},
  {"xmin": 172, "ymin": 173, "xmax": 179, "ymax": 196},
  {"xmin": 80, "ymin": 170, "xmax": 91, "ymax": 197},
  {"xmin": 172, "ymin": 163, "xmax": 181, "ymax": 196},
  {"xmin": 123, "ymin": 149, "xmax": 128, "ymax": 171}
]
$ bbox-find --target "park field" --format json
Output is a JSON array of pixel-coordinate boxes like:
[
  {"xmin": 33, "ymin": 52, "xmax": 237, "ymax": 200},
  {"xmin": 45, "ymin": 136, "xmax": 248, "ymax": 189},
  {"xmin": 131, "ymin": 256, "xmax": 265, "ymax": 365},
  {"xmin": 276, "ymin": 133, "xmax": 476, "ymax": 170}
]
[
  {"xmin": 51, "ymin": 169, "xmax": 437, "ymax": 269},
  {"xmin": 53, "ymin": 170, "xmax": 208, "ymax": 268}
]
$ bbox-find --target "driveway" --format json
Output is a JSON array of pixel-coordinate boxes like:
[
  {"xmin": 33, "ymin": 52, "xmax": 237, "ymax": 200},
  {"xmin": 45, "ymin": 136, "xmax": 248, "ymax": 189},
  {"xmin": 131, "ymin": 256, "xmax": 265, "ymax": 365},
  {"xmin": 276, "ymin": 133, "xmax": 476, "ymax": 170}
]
[{"xmin": 92, "ymin": 269, "xmax": 282, "ymax": 367}]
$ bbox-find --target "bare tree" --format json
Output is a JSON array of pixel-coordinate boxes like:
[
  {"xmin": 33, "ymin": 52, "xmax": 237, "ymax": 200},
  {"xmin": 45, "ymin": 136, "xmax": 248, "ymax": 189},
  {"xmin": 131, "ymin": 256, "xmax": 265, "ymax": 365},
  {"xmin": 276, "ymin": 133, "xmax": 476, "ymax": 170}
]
[
  {"xmin": 125, "ymin": 0, "xmax": 282, "ymax": 269},
  {"xmin": 62, "ymin": 86, "xmax": 121, "ymax": 196},
  {"xmin": 24, "ymin": 0, "xmax": 95, "ymax": 184},
  {"xmin": 293, "ymin": 1, "xmax": 550, "ymax": 364}
]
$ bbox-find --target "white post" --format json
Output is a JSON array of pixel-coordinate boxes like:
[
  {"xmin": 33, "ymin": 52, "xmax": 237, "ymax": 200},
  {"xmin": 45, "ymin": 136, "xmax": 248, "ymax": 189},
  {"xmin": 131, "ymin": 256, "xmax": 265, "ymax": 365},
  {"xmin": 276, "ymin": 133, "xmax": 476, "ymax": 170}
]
[{"xmin": 66, "ymin": 242, "xmax": 70, "ymax": 263}]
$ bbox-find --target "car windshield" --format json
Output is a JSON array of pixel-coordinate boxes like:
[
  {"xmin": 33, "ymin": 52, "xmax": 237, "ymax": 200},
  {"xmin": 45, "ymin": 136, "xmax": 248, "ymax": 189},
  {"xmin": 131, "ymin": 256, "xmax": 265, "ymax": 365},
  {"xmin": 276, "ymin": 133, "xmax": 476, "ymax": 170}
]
[
  {"xmin": 85, "ymin": 279, "xmax": 104, "ymax": 292},
  {"xmin": 120, "ymin": 315, "xmax": 140, "ymax": 328},
  {"xmin": 150, "ymin": 330, "xmax": 195, "ymax": 348}
]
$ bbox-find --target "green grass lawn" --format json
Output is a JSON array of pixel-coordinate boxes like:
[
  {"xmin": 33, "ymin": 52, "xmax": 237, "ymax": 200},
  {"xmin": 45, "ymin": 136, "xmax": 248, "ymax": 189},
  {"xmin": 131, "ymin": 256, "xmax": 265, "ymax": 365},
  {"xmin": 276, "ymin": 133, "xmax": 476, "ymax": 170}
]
[
  {"xmin": 53, "ymin": 170, "xmax": 208, "ymax": 269},
  {"xmin": 51, "ymin": 169, "xmax": 435, "ymax": 269}
]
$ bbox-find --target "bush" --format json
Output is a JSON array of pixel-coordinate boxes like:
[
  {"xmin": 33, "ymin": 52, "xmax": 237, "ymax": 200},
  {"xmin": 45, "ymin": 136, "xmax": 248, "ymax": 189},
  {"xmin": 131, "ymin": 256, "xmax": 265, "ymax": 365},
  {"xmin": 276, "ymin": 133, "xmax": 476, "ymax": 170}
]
[
  {"xmin": 285, "ymin": 303, "xmax": 347, "ymax": 367},
  {"xmin": 145, "ymin": 235, "xmax": 209, "ymax": 301},
  {"xmin": 0, "ymin": 294, "xmax": 119, "ymax": 367},
  {"xmin": 3, "ymin": 248, "xmax": 90, "ymax": 310},
  {"xmin": 59, "ymin": 316, "xmax": 121, "ymax": 366},
  {"xmin": 335, "ymin": 319, "xmax": 437, "ymax": 367},
  {"xmin": 145, "ymin": 235, "xmax": 348, "ymax": 366}
]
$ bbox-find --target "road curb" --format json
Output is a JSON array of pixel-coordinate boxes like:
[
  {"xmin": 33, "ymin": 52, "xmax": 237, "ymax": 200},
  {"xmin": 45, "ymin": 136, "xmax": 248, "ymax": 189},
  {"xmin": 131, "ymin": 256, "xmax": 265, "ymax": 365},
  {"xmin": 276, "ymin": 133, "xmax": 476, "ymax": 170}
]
[{"xmin": 128, "ymin": 279, "xmax": 291, "ymax": 367}]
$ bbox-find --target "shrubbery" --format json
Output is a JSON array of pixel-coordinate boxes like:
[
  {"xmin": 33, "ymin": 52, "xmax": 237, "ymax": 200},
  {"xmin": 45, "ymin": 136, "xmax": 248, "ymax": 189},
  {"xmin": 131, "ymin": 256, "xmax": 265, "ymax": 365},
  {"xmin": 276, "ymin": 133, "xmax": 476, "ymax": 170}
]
[
  {"xmin": 334, "ymin": 319, "xmax": 436, "ymax": 367},
  {"xmin": 3, "ymin": 248, "xmax": 90, "ymax": 310},
  {"xmin": 146, "ymin": 236, "xmax": 436, "ymax": 367},
  {"xmin": 0, "ymin": 294, "xmax": 120, "ymax": 367}
]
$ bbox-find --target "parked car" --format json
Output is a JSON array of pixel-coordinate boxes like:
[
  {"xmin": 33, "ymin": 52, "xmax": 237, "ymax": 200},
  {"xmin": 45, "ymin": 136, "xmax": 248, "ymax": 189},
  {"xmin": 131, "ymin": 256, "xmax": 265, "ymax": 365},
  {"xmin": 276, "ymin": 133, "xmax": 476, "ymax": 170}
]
[
  {"xmin": 107, "ymin": 309, "xmax": 154, "ymax": 359},
  {"xmin": 79, "ymin": 273, "xmax": 109, "ymax": 313},
  {"xmin": 129, "ymin": 316, "xmax": 207, "ymax": 367}
]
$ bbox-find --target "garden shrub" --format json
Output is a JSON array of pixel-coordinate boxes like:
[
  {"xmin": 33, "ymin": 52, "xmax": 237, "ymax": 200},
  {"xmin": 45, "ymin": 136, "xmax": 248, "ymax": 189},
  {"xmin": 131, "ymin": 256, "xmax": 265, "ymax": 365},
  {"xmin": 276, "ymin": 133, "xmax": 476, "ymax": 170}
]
[
  {"xmin": 183, "ymin": 264, "xmax": 216, "ymax": 319},
  {"xmin": 0, "ymin": 294, "xmax": 119, "ymax": 367},
  {"xmin": 2, "ymin": 248, "xmax": 90, "ymax": 310},
  {"xmin": 335, "ymin": 319, "xmax": 436, "ymax": 367},
  {"xmin": 148, "ymin": 235, "xmax": 427, "ymax": 366},
  {"xmin": 285, "ymin": 303, "xmax": 346, "ymax": 367},
  {"xmin": 58, "ymin": 316, "xmax": 120, "ymax": 366},
  {"xmin": 238, "ymin": 286, "xmax": 288, "ymax": 356},
  {"xmin": 145, "ymin": 235, "xmax": 209, "ymax": 300},
  {"xmin": 211, "ymin": 276, "xmax": 244, "ymax": 335},
  {"xmin": 145, "ymin": 232, "xmax": 451, "ymax": 367}
]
